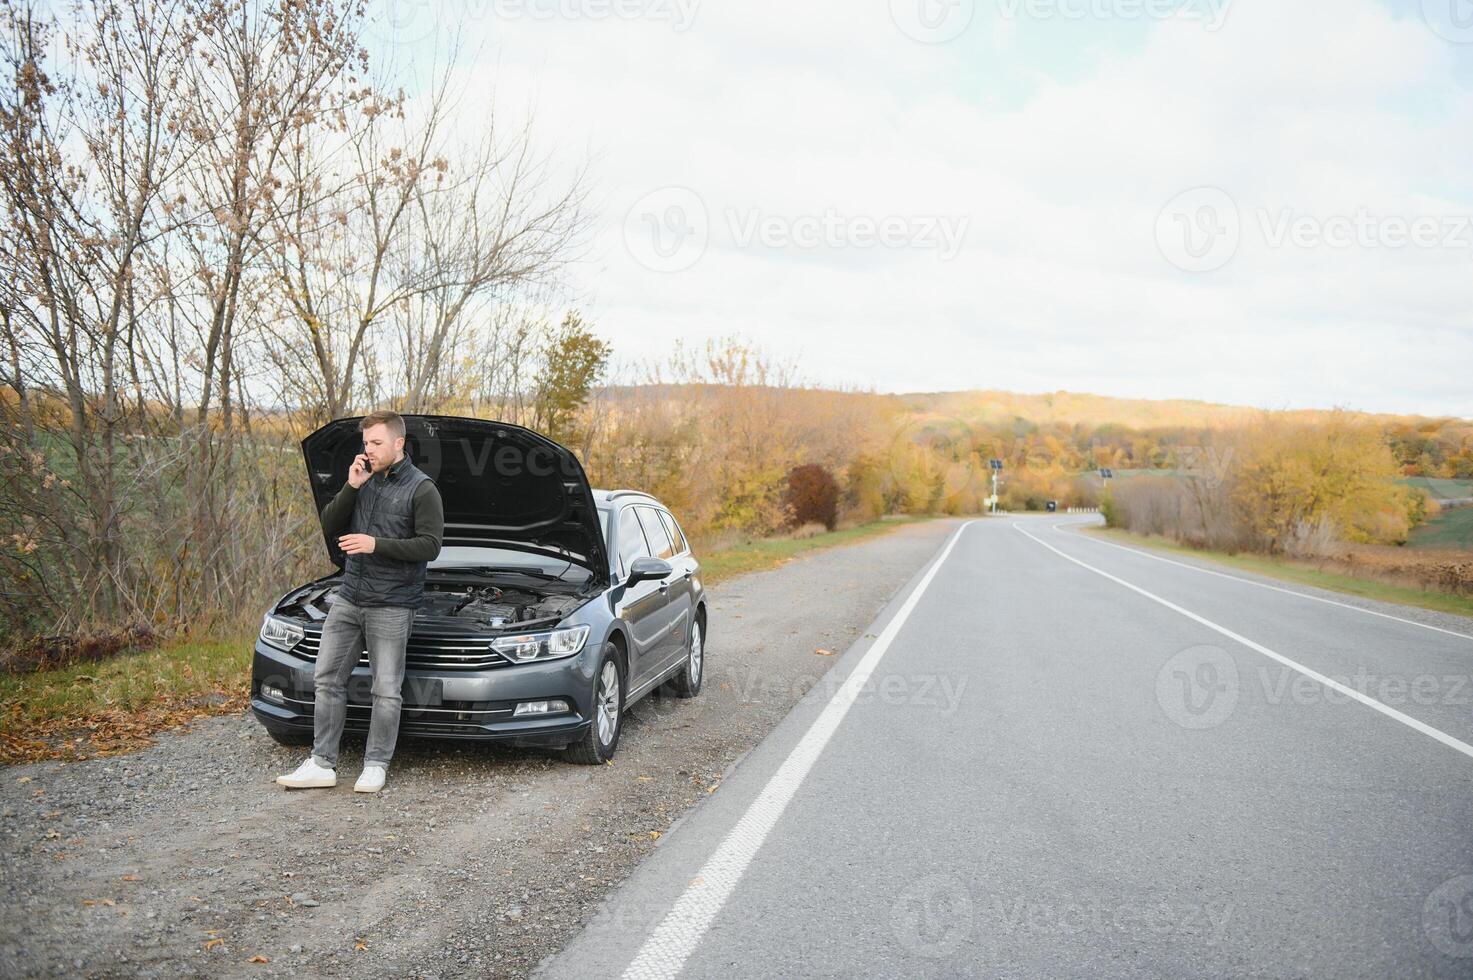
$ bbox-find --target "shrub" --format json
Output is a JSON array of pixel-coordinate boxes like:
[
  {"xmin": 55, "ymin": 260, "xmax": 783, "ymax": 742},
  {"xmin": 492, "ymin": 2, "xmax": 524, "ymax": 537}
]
[{"xmin": 784, "ymin": 463, "xmax": 841, "ymax": 530}]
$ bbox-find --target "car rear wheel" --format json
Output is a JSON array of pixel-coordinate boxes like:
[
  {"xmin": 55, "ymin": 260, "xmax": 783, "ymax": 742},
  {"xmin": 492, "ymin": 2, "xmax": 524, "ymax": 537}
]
[
  {"xmin": 565, "ymin": 642, "xmax": 624, "ymax": 765},
  {"xmin": 663, "ymin": 617, "xmax": 704, "ymax": 699}
]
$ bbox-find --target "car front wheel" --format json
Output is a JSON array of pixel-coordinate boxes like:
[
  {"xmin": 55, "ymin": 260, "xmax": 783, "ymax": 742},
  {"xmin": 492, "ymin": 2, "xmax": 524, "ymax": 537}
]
[{"xmin": 565, "ymin": 642, "xmax": 624, "ymax": 765}]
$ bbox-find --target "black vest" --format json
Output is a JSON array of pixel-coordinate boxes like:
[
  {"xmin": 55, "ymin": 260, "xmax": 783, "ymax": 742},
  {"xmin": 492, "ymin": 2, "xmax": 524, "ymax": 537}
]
[{"xmin": 339, "ymin": 457, "xmax": 433, "ymax": 608}]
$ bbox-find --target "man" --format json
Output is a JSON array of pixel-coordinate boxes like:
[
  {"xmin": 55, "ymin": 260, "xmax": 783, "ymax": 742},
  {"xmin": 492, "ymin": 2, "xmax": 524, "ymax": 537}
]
[{"xmin": 277, "ymin": 410, "xmax": 444, "ymax": 793}]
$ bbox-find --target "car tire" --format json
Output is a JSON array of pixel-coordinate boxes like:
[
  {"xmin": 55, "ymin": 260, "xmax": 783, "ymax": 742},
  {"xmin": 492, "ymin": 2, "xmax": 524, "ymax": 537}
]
[
  {"xmin": 565, "ymin": 642, "xmax": 625, "ymax": 765},
  {"xmin": 267, "ymin": 727, "xmax": 313, "ymax": 747},
  {"xmin": 663, "ymin": 616, "xmax": 704, "ymax": 699}
]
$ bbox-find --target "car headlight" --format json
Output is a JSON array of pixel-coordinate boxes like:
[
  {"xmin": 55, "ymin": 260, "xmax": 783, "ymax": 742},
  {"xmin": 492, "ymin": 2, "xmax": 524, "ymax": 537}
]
[
  {"xmin": 491, "ymin": 625, "xmax": 591, "ymax": 663},
  {"xmin": 259, "ymin": 615, "xmax": 305, "ymax": 652}
]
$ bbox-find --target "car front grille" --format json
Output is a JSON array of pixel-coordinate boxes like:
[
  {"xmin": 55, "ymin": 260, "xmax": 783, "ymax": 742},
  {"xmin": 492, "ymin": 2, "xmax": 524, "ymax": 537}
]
[{"xmin": 293, "ymin": 628, "xmax": 513, "ymax": 671}]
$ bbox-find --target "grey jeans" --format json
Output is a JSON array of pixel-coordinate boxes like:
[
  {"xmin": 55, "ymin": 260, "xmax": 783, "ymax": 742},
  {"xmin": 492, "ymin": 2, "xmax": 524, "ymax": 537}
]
[{"xmin": 311, "ymin": 598, "xmax": 414, "ymax": 770}]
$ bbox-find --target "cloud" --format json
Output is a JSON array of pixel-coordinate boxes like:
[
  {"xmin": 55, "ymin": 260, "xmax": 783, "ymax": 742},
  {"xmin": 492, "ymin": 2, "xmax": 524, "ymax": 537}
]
[{"xmin": 375, "ymin": 0, "xmax": 1473, "ymax": 416}]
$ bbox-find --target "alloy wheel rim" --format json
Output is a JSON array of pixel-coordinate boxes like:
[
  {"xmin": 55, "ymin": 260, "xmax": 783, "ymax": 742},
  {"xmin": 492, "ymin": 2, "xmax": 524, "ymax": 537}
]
[
  {"xmin": 596, "ymin": 659, "xmax": 620, "ymax": 746},
  {"xmin": 690, "ymin": 623, "xmax": 703, "ymax": 684}
]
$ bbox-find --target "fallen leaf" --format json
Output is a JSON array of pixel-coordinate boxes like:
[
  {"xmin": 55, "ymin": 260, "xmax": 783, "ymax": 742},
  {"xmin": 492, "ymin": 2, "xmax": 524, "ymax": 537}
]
[
  {"xmin": 354, "ymin": 938, "xmax": 369, "ymax": 951},
  {"xmin": 636, "ymin": 775, "xmax": 653, "ymax": 782},
  {"xmin": 648, "ymin": 830, "xmax": 661, "ymax": 840},
  {"xmin": 814, "ymin": 648, "xmax": 834, "ymax": 656},
  {"xmin": 203, "ymin": 938, "xmax": 224, "ymax": 951},
  {"xmin": 121, "ymin": 874, "xmax": 140, "ymax": 882},
  {"xmin": 248, "ymin": 955, "xmax": 269, "ymax": 964}
]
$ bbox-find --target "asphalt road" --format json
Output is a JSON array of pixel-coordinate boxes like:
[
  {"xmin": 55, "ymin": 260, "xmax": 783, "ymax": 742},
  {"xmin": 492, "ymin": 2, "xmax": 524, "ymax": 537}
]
[{"xmin": 537, "ymin": 514, "xmax": 1473, "ymax": 979}]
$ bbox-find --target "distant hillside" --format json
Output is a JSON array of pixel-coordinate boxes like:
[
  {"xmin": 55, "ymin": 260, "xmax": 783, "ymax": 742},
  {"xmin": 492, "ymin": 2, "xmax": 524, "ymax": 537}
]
[
  {"xmin": 599, "ymin": 384, "xmax": 1469, "ymax": 431},
  {"xmin": 894, "ymin": 389, "xmax": 1467, "ymax": 431}
]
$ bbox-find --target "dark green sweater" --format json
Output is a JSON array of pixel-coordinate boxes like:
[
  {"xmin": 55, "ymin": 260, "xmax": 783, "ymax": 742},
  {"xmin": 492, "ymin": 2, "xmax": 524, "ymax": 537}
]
[{"xmin": 319, "ymin": 476, "xmax": 445, "ymax": 562}]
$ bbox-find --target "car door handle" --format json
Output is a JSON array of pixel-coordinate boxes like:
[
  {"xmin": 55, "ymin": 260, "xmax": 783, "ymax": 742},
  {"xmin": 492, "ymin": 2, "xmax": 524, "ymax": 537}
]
[
  {"xmin": 682, "ymin": 569, "xmax": 693, "ymax": 580},
  {"xmin": 658, "ymin": 582, "xmax": 669, "ymax": 594}
]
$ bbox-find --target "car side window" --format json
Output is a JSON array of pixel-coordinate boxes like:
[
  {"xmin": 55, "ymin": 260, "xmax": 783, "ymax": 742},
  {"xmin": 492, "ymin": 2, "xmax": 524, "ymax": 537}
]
[
  {"xmin": 617, "ymin": 507, "xmax": 651, "ymax": 578},
  {"xmin": 657, "ymin": 510, "xmax": 687, "ymax": 555},
  {"xmin": 636, "ymin": 506, "xmax": 675, "ymax": 560}
]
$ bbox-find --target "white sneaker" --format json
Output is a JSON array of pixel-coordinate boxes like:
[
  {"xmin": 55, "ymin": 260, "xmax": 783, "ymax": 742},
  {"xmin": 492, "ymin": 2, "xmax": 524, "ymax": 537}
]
[
  {"xmin": 276, "ymin": 756, "xmax": 337, "ymax": 789},
  {"xmin": 354, "ymin": 765, "xmax": 387, "ymax": 793}
]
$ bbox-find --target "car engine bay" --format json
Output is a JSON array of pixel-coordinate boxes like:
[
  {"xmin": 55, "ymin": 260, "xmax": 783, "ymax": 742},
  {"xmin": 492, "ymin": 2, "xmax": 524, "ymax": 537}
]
[{"xmin": 277, "ymin": 579, "xmax": 587, "ymax": 631}]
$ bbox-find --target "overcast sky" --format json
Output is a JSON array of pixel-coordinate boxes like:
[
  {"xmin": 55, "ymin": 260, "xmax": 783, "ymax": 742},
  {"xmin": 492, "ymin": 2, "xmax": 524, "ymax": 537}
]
[{"xmin": 370, "ymin": 0, "xmax": 1473, "ymax": 417}]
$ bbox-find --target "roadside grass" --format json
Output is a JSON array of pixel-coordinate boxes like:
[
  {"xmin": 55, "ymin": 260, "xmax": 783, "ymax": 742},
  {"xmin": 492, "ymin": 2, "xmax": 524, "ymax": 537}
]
[
  {"xmin": 0, "ymin": 634, "xmax": 252, "ymax": 766},
  {"xmin": 1400, "ymin": 476, "xmax": 1473, "ymax": 502},
  {"xmin": 697, "ymin": 516, "xmax": 932, "ymax": 586},
  {"xmin": 1086, "ymin": 527, "xmax": 1473, "ymax": 620},
  {"xmin": 1409, "ymin": 506, "xmax": 1473, "ymax": 551},
  {"xmin": 1, "ymin": 516, "xmax": 936, "ymax": 766}
]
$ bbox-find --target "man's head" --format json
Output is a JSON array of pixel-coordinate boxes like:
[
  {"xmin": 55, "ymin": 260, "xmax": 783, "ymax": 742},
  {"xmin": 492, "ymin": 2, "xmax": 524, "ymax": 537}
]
[{"xmin": 359, "ymin": 410, "xmax": 407, "ymax": 473}]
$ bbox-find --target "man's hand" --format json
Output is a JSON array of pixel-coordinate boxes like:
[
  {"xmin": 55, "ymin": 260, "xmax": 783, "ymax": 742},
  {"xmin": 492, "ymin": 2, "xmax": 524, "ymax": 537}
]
[
  {"xmin": 347, "ymin": 454, "xmax": 371, "ymax": 489},
  {"xmin": 338, "ymin": 533, "xmax": 376, "ymax": 555}
]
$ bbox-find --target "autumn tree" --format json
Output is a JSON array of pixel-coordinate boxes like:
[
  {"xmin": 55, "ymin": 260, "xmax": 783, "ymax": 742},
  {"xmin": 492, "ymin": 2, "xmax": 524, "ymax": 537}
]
[{"xmin": 531, "ymin": 311, "xmax": 610, "ymax": 445}]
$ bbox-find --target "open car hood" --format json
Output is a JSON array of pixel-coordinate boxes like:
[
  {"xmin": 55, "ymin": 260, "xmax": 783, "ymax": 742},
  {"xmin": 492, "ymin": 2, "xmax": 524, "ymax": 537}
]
[{"xmin": 302, "ymin": 415, "xmax": 608, "ymax": 584}]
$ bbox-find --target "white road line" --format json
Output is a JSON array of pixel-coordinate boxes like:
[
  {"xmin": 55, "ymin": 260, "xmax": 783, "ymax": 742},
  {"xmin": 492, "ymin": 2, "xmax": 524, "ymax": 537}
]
[
  {"xmin": 619, "ymin": 520, "xmax": 979, "ymax": 980},
  {"xmin": 1013, "ymin": 522, "xmax": 1473, "ymax": 762},
  {"xmin": 1051, "ymin": 520, "xmax": 1473, "ymax": 642}
]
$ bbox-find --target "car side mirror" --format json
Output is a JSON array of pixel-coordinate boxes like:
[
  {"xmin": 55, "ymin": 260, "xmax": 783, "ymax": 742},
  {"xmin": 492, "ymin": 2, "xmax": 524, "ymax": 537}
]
[{"xmin": 626, "ymin": 556, "xmax": 673, "ymax": 586}]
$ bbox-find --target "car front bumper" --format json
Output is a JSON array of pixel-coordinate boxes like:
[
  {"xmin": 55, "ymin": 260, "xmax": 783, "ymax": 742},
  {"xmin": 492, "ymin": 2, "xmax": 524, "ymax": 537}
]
[{"xmin": 249, "ymin": 638, "xmax": 597, "ymax": 747}]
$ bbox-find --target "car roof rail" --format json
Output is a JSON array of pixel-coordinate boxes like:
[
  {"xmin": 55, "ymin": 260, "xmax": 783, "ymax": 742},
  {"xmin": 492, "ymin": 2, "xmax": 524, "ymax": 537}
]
[{"xmin": 602, "ymin": 489, "xmax": 660, "ymax": 504}]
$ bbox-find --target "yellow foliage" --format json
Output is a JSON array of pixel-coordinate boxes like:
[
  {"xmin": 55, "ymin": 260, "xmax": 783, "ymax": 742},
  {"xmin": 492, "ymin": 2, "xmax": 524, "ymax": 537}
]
[{"xmin": 1230, "ymin": 412, "xmax": 1416, "ymax": 548}]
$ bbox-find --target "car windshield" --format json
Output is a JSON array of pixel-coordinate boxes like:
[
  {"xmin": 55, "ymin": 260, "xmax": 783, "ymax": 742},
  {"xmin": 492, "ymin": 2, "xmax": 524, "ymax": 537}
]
[{"xmin": 430, "ymin": 545, "xmax": 592, "ymax": 582}]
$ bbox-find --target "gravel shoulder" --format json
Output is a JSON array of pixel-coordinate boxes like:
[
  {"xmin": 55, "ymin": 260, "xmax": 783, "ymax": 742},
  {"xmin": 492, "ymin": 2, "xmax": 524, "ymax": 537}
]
[{"xmin": 0, "ymin": 518, "xmax": 960, "ymax": 979}]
